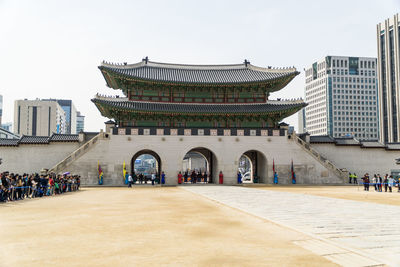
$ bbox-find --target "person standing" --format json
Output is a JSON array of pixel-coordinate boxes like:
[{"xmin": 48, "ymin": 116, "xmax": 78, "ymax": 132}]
[
  {"xmin": 384, "ymin": 174, "xmax": 388, "ymax": 192},
  {"xmin": 178, "ymin": 171, "xmax": 183, "ymax": 184},
  {"xmin": 184, "ymin": 171, "xmax": 188, "ymax": 183},
  {"xmin": 372, "ymin": 175, "xmax": 377, "ymax": 191},
  {"xmin": 237, "ymin": 171, "xmax": 242, "ymax": 184},
  {"xmin": 151, "ymin": 173, "xmax": 155, "ymax": 186},
  {"xmin": 128, "ymin": 173, "xmax": 133, "ymax": 188},
  {"xmin": 388, "ymin": 175, "xmax": 394, "ymax": 193},
  {"xmin": 378, "ymin": 174, "xmax": 383, "ymax": 192},
  {"xmin": 161, "ymin": 171, "xmax": 166, "ymax": 184},
  {"xmin": 349, "ymin": 173, "xmax": 353, "ymax": 184},
  {"xmin": 203, "ymin": 171, "xmax": 208, "ymax": 184},
  {"xmin": 273, "ymin": 172, "xmax": 278, "ymax": 184},
  {"xmin": 353, "ymin": 173, "xmax": 358, "ymax": 184},
  {"xmin": 219, "ymin": 171, "xmax": 223, "ymax": 184}
]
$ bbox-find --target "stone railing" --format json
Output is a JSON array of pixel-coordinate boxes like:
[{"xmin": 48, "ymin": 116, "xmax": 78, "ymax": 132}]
[
  {"xmin": 49, "ymin": 132, "xmax": 105, "ymax": 174},
  {"xmin": 292, "ymin": 133, "xmax": 347, "ymax": 181}
]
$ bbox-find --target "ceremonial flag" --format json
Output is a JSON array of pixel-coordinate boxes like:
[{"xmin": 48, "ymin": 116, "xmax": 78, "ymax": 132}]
[
  {"xmin": 291, "ymin": 159, "xmax": 296, "ymax": 184},
  {"xmin": 273, "ymin": 159, "xmax": 278, "ymax": 184},
  {"xmin": 123, "ymin": 160, "xmax": 127, "ymax": 184},
  {"xmin": 273, "ymin": 159, "xmax": 275, "ymax": 173},
  {"xmin": 98, "ymin": 161, "xmax": 104, "ymax": 185}
]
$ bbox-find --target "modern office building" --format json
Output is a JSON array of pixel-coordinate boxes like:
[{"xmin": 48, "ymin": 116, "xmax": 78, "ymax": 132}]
[
  {"xmin": 43, "ymin": 99, "xmax": 77, "ymax": 134},
  {"xmin": 304, "ymin": 56, "xmax": 379, "ymax": 140},
  {"xmin": 0, "ymin": 95, "xmax": 3, "ymax": 126},
  {"xmin": 1, "ymin": 122, "xmax": 12, "ymax": 132},
  {"xmin": 76, "ymin": 111, "xmax": 85, "ymax": 133},
  {"xmin": 297, "ymin": 108, "xmax": 306, "ymax": 134},
  {"xmin": 14, "ymin": 99, "xmax": 67, "ymax": 136},
  {"xmin": 377, "ymin": 13, "xmax": 400, "ymax": 143}
]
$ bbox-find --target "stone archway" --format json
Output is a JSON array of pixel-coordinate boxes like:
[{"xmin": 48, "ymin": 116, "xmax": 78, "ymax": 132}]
[
  {"xmin": 131, "ymin": 149, "xmax": 162, "ymax": 183},
  {"xmin": 238, "ymin": 150, "xmax": 268, "ymax": 183},
  {"xmin": 181, "ymin": 147, "xmax": 218, "ymax": 184}
]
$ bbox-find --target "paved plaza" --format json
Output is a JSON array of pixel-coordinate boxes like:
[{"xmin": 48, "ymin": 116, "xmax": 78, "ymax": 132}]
[
  {"xmin": 184, "ymin": 186, "xmax": 400, "ymax": 266},
  {"xmin": 1, "ymin": 186, "xmax": 399, "ymax": 266}
]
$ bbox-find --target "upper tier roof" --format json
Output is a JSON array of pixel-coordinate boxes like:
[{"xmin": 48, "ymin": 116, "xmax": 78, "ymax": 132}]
[{"xmin": 99, "ymin": 58, "xmax": 299, "ymax": 86}]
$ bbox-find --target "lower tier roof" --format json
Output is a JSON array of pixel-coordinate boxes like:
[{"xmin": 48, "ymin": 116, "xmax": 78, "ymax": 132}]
[{"xmin": 92, "ymin": 97, "xmax": 307, "ymax": 115}]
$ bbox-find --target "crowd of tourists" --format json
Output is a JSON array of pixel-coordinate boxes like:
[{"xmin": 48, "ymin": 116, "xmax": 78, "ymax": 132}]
[
  {"xmin": 177, "ymin": 170, "xmax": 209, "ymax": 184},
  {"xmin": 0, "ymin": 172, "xmax": 80, "ymax": 202},
  {"xmin": 349, "ymin": 172, "xmax": 400, "ymax": 192}
]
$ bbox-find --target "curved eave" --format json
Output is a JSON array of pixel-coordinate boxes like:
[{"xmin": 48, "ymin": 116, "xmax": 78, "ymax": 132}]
[
  {"xmin": 98, "ymin": 65, "xmax": 299, "ymax": 89},
  {"xmin": 92, "ymin": 98, "xmax": 307, "ymax": 118}
]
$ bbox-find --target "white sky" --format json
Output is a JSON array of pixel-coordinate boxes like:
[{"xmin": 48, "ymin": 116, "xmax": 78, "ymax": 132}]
[{"xmin": 0, "ymin": 0, "xmax": 399, "ymax": 132}]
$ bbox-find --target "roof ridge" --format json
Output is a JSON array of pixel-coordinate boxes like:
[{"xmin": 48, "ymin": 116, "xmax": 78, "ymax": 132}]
[
  {"xmin": 100, "ymin": 59, "xmax": 297, "ymax": 72},
  {"xmin": 93, "ymin": 97, "xmax": 306, "ymax": 106}
]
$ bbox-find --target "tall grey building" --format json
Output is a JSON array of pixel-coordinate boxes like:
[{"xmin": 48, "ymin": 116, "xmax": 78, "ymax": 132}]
[
  {"xmin": 14, "ymin": 99, "xmax": 66, "ymax": 136},
  {"xmin": 43, "ymin": 99, "xmax": 77, "ymax": 134},
  {"xmin": 377, "ymin": 13, "xmax": 400, "ymax": 143},
  {"xmin": 304, "ymin": 56, "xmax": 379, "ymax": 139}
]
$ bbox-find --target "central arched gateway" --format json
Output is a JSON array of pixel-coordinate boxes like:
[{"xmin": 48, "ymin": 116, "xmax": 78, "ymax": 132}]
[
  {"xmin": 131, "ymin": 150, "xmax": 162, "ymax": 183},
  {"xmin": 181, "ymin": 147, "xmax": 218, "ymax": 184}
]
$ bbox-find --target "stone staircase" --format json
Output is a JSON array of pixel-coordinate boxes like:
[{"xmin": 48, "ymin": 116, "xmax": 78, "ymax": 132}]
[
  {"xmin": 49, "ymin": 132, "xmax": 105, "ymax": 174},
  {"xmin": 291, "ymin": 133, "xmax": 347, "ymax": 182}
]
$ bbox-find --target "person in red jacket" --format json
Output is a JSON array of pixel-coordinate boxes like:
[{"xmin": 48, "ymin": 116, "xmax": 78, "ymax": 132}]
[
  {"xmin": 177, "ymin": 171, "xmax": 183, "ymax": 184},
  {"xmin": 219, "ymin": 171, "xmax": 223, "ymax": 184}
]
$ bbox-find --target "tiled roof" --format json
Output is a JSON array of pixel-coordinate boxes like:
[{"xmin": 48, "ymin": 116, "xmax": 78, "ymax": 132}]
[
  {"xmin": 0, "ymin": 134, "xmax": 80, "ymax": 146},
  {"xmin": 51, "ymin": 134, "xmax": 79, "ymax": 142},
  {"xmin": 360, "ymin": 141, "xmax": 385, "ymax": 148},
  {"xmin": 92, "ymin": 98, "xmax": 307, "ymax": 114},
  {"xmin": 309, "ymin": 135, "xmax": 335, "ymax": 143},
  {"xmin": 19, "ymin": 136, "xmax": 50, "ymax": 144},
  {"xmin": 386, "ymin": 143, "xmax": 400, "ymax": 150},
  {"xmin": 99, "ymin": 60, "xmax": 299, "ymax": 85},
  {"xmin": 335, "ymin": 138, "xmax": 360, "ymax": 146},
  {"xmin": 0, "ymin": 138, "xmax": 19, "ymax": 146}
]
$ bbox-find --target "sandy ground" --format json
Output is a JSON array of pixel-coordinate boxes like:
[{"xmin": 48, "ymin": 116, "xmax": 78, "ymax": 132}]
[
  {"xmin": 259, "ymin": 185, "xmax": 400, "ymax": 206},
  {"xmin": 0, "ymin": 187, "xmax": 337, "ymax": 267}
]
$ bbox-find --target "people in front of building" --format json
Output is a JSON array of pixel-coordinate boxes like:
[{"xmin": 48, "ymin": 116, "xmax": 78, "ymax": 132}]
[
  {"xmin": 219, "ymin": 171, "xmax": 223, "ymax": 184},
  {"xmin": 128, "ymin": 173, "xmax": 133, "ymax": 187},
  {"xmin": 349, "ymin": 173, "xmax": 353, "ymax": 184},
  {"xmin": 161, "ymin": 171, "xmax": 165, "ymax": 184},
  {"xmin": 384, "ymin": 174, "xmax": 388, "ymax": 192},
  {"xmin": 177, "ymin": 171, "xmax": 183, "ymax": 184},
  {"xmin": 151, "ymin": 173, "xmax": 155, "ymax": 186},
  {"xmin": 362, "ymin": 173, "xmax": 370, "ymax": 191},
  {"xmin": 203, "ymin": 171, "xmax": 208, "ymax": 183},
  {"xmin": 0, "ymin": 172, "xmax": 79, "ymax": 202},
  {"xmin": 378, "ymin": 174, "xmax": 383, "ymax": 192},
  {"xmin": 237, "ymin": 171, "xmax": 242, "ymax": 184},
  {"xmin": 353, "ymin": 173, "xmax": 358, "ymax": 184},
  {"xmin": 273, "ymin": 172, "xmax": 278, "ymax": 184},
  {"xmin": 184, "ymin": 171, "xmax": 188, "ymax": 183},
  {"xmin": 372, "ymin": 175, "xmax": 377, "ymax": 191},
  {"xmin": 388, "ymin": 175, "xmax": 394, "ymax": 192}
]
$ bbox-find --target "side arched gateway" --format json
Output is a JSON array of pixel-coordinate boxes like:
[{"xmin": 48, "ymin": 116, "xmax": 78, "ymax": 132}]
[
  {"xmin": 237, "ymin": 150, "xmax": 268, "ymax": 183},
  {"xmin": 131, "ymin": 150, "xmax": 162, "ymax": 184}
]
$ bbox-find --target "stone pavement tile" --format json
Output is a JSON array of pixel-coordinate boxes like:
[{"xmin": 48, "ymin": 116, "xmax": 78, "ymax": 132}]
[
  {"xmin": 324, "ymin": 252, "xmax": 383, "ymax": 267},
  {"xmin": 182, "ymin": 186, "xmax": 400, "ymax": 266},
  {"xmin": 293, "ymin": 239, "xmax": 347, "ymax": 255}
]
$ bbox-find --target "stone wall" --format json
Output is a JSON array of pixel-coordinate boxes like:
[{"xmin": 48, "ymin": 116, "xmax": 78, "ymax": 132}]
[
  {"xmin": 64, "ymin": 133, "xmax": 343, "ymax": 185},
  {"xmin": 0, "ymin": 142, "xmax": 80, "ymax": 174},
  {"xmin": 310, "ymin": 143, "xmax": 400, "ymax": 177}
]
